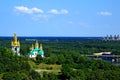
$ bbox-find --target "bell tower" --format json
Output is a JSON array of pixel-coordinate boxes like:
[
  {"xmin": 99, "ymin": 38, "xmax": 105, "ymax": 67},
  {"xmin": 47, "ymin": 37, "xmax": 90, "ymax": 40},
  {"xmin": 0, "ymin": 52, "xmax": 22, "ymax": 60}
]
[{"xmin": 11, "ymin": 33, "xmax": 20, "ymax": 55}]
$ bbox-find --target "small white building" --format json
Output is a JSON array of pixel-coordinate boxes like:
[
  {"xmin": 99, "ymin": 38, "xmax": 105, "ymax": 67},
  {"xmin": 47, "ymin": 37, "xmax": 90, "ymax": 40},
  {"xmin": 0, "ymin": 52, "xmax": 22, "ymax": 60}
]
[
  {"xmin": 29, "ymin": 40, "xmax": 44, "ymax": 58},
  {"xmin": 11, "ymin": 33, "xmax": 20, "ymax": 56}
]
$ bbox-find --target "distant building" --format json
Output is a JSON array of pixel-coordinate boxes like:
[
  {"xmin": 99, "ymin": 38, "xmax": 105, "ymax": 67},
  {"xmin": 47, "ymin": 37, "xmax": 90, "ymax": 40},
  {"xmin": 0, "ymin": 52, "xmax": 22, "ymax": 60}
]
[
  {"xmin": 29, "ymin": 40, "xmax": 44, "ymax": 58},
  {"xmin": 93, "ymin": 52, "xmax": 111, "ymax": 56},
  {"xmin": 11, "ymin": 33, "xmax": 20, "ymax": 55},
  {"xmin": 103, "ymin": 35, "xmax": 120, "ymax": 41}
]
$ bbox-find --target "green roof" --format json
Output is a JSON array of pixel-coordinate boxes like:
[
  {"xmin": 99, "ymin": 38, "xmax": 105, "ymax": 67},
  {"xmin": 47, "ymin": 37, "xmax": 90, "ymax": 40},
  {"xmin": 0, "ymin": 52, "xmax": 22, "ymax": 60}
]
[
  {"xmin": 29, "ymin": 48, "xmax": 44, "ymax": 56},
  {"xmin": 38, "ymin": 50, "xmax": 44, "ymax": 55}
]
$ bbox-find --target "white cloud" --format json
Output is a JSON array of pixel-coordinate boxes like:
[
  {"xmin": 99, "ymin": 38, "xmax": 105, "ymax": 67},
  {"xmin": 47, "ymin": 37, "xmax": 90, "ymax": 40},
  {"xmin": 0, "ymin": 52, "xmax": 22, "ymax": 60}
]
[
  {"xmin": 32, "ymin": 7, "xmax": 44, "ymax": 13},
  {"xmin": 97, "ymin": 11, "xmax": 112, "ymax": 16},
  {"xmin": 14, "ymin": 6, "xmax": 69, "ymax": 22},
  {"xmin": 49, "ymin": 9, "xmax": 68, "ymax": 14},
  {"xmin": 49, "ymin": 9, "xmax": 59, "ymax": 14},
  {"xmin": 14, "ymin": 6, "xmax": 69, "ymax": 15},
  {"xmin": 14, "ymin": 6, "xmax": 44, "ymax": 14}
]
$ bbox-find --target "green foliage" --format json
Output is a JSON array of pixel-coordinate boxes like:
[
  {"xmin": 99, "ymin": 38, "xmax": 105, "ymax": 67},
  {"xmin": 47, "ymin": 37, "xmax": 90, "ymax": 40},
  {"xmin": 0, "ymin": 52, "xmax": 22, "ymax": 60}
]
[
  {"xmin": 20, "ymin": 45, "xmax": 28, "ymax": 55},
  {"xmin": 0, "ymin": 47, "xmax": 41, "ymax": 80},
  {"xmin": 1, "ymin": 38, "xmax": 120, "ymax": 79},
  {"xmin": 42, "ymin": 72, "xmax": 58, "ymax": 80},
  {"xmin": 2, "ymin": 72, "xmax": 29, "ymax": 80},
  {"xmin": 61, "ymin": 64, "xmax": 73, "ymax": 79},
  {"xmin": 29, "ymin": 70, "xmax": 41, "ymax": 80},
  {"xmin": 2, "ymin": 38, "xmax": 120, "ymax": 55},
  {"xmin": 44, "ymin": 48, "xmax": 52, "ymax": 57},
  {"xmin": 36, "ymin": 55, "xmax": 43, "ymax": 64},
  {"xmin": 104, "ymin": 70, "xmax": 120, "ymax": 80}
]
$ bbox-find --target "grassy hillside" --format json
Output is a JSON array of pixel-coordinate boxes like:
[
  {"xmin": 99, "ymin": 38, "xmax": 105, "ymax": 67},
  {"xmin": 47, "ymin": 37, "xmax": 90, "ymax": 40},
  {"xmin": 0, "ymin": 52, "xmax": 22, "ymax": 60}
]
[{"xmin": 29, "ymin": 60, "xmax": 61, "ymax": 74}]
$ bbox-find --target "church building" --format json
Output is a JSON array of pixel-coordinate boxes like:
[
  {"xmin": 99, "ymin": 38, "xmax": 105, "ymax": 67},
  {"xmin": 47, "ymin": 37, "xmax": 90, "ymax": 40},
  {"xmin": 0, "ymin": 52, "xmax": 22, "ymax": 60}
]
[
  {"xmin": 29, "ymin": 40, "xmax": 44, "ymax": 58},
  {"xmin": 11, "ymin": 33, "xmax": 20, "ymax": 55}
]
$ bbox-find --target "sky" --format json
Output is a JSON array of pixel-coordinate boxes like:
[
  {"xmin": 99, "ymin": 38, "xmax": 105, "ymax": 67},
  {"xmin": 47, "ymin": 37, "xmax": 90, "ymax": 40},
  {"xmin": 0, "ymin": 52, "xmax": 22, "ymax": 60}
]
[{"xmin": 0, "ymin": 0, "xmax": 120, "ymax": 37}]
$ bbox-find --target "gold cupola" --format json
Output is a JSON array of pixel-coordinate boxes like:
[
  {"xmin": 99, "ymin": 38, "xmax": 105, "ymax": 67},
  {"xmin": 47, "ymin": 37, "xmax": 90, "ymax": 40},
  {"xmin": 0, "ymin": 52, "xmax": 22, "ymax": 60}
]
[
  {"xmin": 35, "ymin": 40, "xmax": 39, "ymax": 47},
  {"xmin": 29, "ymin": 44, "xmax": 34, "ymax": 50},
  {"xmin": 11, "ymin": 33, "xmax": 20, "ymax": 46},
  {"xmin": 40, "ymin": 44, "xmax": 43, "ymax": 50}
]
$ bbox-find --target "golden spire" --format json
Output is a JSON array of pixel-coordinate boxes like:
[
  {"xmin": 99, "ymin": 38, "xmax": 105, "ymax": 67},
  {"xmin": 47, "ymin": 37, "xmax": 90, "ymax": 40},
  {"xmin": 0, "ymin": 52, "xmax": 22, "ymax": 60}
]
[
  {"xmin": 40, "ymin": 44, "xmax": 43, "ymax": 50},
  {"xmin": 32, "ymin": 44, "xmax": 34, "ymax": 49},
  {"xmin": 35, "ymin": 40, "xmax": 39, "ymax": 47},
  {"xmin": 11, "ymin": 41, "xmax": 14, "ymax": 46},
  {"xmin": 14, "ymin": 33, "xmax": 17, "ymax": 42},
  {"xmin": 18, "ymin": 40, "xmax": 20, "ymax": 46},
  {"xmin": 30, "ymin": 44, "xmax": 34, "ymax": 50},
  {"xmin": 11, "ymin": 33, "xmax": 20, "ymax": 46}
]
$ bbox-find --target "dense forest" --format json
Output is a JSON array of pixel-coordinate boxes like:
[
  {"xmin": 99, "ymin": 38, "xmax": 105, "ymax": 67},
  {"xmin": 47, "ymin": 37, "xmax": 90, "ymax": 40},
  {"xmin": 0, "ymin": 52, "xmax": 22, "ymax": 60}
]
[
  {"xmin": 0, "ymin": 47, "xmax": 41, "ymax": 80},
  {"xmin": 0, "ymin": 37, "xmax": 120, "ymax": 80},
  {"xmin": 1, "ymin": 37, "xmax": 120, "ymax": 55}
]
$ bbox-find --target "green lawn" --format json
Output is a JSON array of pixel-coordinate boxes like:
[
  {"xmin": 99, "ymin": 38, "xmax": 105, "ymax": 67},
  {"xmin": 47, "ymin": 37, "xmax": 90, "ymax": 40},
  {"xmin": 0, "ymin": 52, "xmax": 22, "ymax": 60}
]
[{"xmin": 29, "ymin": 61, "xmax": 61, "ymax": 74}]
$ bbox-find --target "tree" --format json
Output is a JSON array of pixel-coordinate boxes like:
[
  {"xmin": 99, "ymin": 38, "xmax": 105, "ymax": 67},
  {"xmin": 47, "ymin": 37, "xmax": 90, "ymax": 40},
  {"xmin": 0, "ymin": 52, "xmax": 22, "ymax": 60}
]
[
  {"xmin": 71, "ymin": 70, "xmax": 87, "ymax": 80},
  {"xmin": 0, "ymin": 47, "xmax": 41, "ymax": 80},
  {"xmin": 2, "ymin": 72, "xmax": 29, "ymax": 80},
  {"xmin": 29, "ymin": 70, "xmax": 41, "ymax": 80},
  {"xmin": 20, "ymin": 45, "xmax": 28, "ymax": 55},
  {"xmin": 61, "ymin": 64, "xmax": 72, "ymax": 79},
  {"xmin": 44, "ymin": 48, "xmax": 52, "ymax": 57},
  {"xmin": 36, "ymin": 55, "xmax": 43, "ymax": 64},
  {"xmin": 56, "ymin": 54, "xmax": 65, "ymax": 64}
]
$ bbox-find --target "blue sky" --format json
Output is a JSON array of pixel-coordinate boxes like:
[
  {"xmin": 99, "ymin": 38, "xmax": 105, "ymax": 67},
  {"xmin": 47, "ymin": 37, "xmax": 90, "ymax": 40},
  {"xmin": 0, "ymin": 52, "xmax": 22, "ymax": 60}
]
[{"xmin": 0, "ymin": 0, "xmax": 120, "ymax": 37}]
